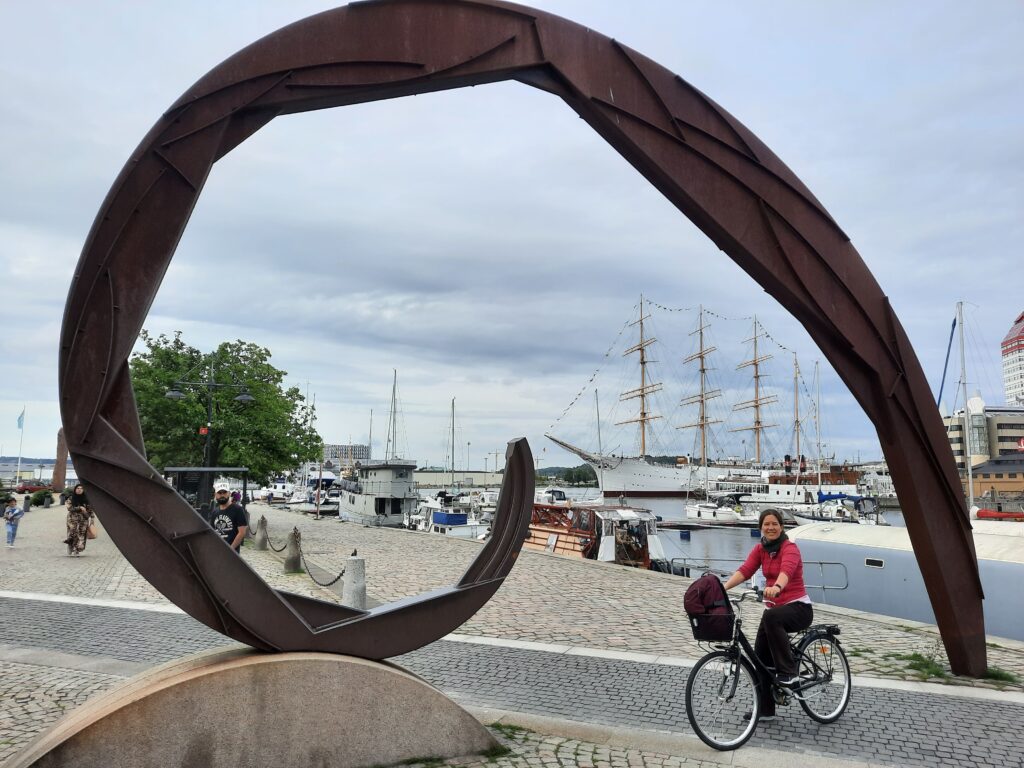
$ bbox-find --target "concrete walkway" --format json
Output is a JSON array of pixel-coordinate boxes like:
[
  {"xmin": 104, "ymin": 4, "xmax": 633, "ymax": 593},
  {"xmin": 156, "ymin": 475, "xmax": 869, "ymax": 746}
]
[{"xmin": 1, "ymin": 501, "xmax": 1022, "ymax": 767}]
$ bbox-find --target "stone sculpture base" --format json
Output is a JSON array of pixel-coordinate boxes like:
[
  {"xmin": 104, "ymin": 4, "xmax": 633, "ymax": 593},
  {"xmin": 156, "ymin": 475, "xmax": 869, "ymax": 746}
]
[{"xmin": 10, "ymin": 648, "xmax": 498, "ymax": 768}]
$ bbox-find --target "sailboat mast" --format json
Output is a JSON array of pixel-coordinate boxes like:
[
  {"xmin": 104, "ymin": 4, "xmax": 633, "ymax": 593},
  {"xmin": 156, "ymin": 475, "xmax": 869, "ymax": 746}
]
[
  {"xmin": 595, "ymin": 389, "xmax": 605, "ymax": 494},
  {"xmin": 450, "ymin": 397, "xmax": 456, "ymax": 489},
  {"xmin": 388, "ymin": 369, "xmax": 398, "ymax": 461},
  {"xmin": 617, "ymin": 296, "xmax": 663, "ymax": 457},
  {"xmin": 958, "ymin": 301, "xmax": 974, "ymax": 506},
  {"xmin": 815, "ymin": 361, "xmax": 822, "ymax": 491},
  {"xmin": 793, "ymin": 353, "xmax": 801, "ymax": 462},
  {"xmin": 368, "ymin": 409, "xmax": 373, "ymax": 461}
]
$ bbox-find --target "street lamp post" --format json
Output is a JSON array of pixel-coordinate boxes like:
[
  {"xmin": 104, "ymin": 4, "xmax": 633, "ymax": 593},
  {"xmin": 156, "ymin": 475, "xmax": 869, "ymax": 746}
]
[{"xmin": 165, "ymin": 356, "xmax": 255, "ymax": 509}]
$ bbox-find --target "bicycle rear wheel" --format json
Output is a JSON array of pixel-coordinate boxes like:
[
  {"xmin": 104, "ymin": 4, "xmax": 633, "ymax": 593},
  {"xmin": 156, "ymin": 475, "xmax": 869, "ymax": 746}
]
[
  {"xmin": 796, "ymin": 634, "xmax": 851, "ymax": 723},
  {"xmin": 685, "ymin": 651, "xmax": 759, "ymax": 750}
]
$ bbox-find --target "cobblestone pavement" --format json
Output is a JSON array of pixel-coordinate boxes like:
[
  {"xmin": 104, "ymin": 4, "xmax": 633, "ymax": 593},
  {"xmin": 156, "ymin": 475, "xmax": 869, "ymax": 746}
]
[
  {"xmin": 1, "ymin": 596, "xmax": 1022, "ymax": 767},
  {"xmin": 2, "ymin": 501, "xmax": 1023, "ymax": 768}
]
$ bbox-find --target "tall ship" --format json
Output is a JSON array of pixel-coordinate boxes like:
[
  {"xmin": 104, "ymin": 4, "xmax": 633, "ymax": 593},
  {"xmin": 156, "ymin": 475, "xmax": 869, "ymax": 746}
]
[
  {"xmin": 548, "ymin": 298, "xmax": 714, "ymax": 498},
  {"xmin": 548, "ymin": 300, "xmax": 858, "ymax": 503},
  {"xmin": 337, "ymin": 371, "xmax": 420, "ymax": 527}
]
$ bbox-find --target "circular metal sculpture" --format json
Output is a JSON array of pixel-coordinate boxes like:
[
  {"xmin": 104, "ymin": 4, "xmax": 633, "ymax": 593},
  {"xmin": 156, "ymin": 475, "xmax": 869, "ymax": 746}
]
[{"xmin": 59, "ymin": 0, "xmax": 985, "ymax": 673}]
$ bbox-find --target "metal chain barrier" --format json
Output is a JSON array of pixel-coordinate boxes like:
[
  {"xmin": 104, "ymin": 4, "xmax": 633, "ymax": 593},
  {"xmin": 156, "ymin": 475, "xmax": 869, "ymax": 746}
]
[
  {"xmin": 247, "ymin": 513, "xmax": 347, "ymax": 587},
  {"xmin": 297, "ymin": 532, "xmax": 347, "ymax": 588}
]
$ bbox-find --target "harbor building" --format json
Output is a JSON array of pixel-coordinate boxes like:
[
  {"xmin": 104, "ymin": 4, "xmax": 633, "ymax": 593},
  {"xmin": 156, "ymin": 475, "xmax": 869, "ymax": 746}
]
[
  {"xmin": 943, "ymin": 395, "xmax": 1024, "ymax": 496},
  {"xmin": 323, "ymin": 443, "xmax": 370, "ymax": 465},
  {"xmin": 1003, "ymin": 310, "xmax": 1024, "ymax": 406}
]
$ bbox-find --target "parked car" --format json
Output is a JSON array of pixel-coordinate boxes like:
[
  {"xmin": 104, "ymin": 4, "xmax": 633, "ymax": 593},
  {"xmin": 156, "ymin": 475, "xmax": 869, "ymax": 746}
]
[{"xmin": 15, "ymin": 481, "xmax": 52, "ymax": 494}]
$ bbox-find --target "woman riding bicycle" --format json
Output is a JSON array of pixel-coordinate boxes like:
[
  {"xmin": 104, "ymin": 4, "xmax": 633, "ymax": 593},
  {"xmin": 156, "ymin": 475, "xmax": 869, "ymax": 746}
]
[{"xmin": 722, "ymin": 508, "xmax": 812, "ymax": 720}]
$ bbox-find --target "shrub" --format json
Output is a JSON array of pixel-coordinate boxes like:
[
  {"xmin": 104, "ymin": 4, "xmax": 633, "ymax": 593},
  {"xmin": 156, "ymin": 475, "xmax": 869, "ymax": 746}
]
[{"xmin": 30, "ymin": 489, "xmax": 54, "ymax": 507}]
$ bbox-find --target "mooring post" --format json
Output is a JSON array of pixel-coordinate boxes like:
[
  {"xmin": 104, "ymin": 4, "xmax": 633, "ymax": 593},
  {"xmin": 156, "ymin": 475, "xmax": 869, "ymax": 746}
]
[
  {"xmin": 253, "ymin": 516, "xmax": 269, "ymax": 551},
  {"xmin": 283, "ymin": 527, "xmax": 302, "ymax": 573},
  {"xmin": 342, "ymin": 555, "xmax": 366, "ymax": 610}
]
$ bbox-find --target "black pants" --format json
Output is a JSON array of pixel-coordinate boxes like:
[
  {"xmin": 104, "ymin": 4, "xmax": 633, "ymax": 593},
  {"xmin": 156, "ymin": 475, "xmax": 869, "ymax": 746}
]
[{"xmin": 754, "ymin": 601, "xmax": 813, "ymax": 715}]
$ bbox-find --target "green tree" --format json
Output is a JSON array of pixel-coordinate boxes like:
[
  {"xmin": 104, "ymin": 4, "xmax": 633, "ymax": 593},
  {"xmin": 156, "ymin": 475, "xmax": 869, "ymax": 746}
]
[{"xmin": 129, "ymin": 331, "xmax": 322, "ymax": 484}]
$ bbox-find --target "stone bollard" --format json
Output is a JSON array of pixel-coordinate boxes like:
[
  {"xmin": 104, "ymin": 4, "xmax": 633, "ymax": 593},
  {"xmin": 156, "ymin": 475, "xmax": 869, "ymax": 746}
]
[
  {"xmin": 253, "ymin": 516, "xmax": 269, "ymax": 551},
  {"xmin": 43, "ymin": 493, "xmax": 52, "ymax": 508},
  {"xmin": 22, "ymin": 496, "xmax": 31, "ymax": 514},
  {"xmin": 283, "ymin": 527, "xmax": 302, "ymax": 573},
  {"xmin": 342, "ymin": 556, "xmax": 366, "ymax": 610}
]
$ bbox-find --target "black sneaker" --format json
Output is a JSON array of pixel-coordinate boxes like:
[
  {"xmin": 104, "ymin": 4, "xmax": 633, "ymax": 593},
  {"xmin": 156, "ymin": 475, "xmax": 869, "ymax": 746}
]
[{"xmin": 777, "ymin": 675, "xmax": 802, "ymax": 688}]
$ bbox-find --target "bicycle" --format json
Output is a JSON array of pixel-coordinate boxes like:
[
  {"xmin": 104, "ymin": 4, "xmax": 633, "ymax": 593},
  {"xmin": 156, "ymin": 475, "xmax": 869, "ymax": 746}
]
[{"xmin": 685, "ymin": 589, "xmax": 851, "ymax": 750}]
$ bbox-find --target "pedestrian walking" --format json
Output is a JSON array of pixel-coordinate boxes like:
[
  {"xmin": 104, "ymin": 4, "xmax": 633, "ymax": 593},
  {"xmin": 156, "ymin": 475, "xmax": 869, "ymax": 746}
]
[
  {"xmin": 63, "ymin": 483, "xmax": 95, "ymax": 556},
  {"xmin": 4, "ymin": 497, "xmax": 24, "ymax": 547}
]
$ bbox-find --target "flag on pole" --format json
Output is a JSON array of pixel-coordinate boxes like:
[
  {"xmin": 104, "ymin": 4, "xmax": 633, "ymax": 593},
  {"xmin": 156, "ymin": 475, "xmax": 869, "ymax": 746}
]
[{"xmin": 16, "ymin": 408, "xmax": 24, "ymax": 430}]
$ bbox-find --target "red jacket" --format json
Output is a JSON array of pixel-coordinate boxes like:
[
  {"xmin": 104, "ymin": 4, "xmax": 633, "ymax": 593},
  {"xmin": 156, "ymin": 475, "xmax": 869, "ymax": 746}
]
[{"xmin": 738, "ymin": 539, "xmax": 808, "ymax": 606}]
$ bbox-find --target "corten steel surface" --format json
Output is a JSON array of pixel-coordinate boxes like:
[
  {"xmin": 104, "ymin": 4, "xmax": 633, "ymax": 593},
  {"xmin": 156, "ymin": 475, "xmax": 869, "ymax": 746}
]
[{"xmin": 60, "ymin": 0, "xmax": 985, "ymax": 672}]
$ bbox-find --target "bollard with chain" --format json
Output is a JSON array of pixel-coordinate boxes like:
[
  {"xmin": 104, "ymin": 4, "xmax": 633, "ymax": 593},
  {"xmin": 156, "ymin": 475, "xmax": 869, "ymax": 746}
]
[
  {"xmin": 253, "ymin": 516, "xmax": 269, "ymax": 551},
  {"xmin": 283, "ymin": 527, "xmax": 302, "ymax": 573},
  {"xmin": 341, "ymin": 555, "xmax": 366, "ymax": 609}
]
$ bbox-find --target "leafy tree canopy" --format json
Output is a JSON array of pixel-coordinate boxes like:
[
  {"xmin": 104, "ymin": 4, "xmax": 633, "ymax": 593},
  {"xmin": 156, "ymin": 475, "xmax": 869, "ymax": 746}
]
[{"xmin": 129, "ymin": 331, "xmax": 322, "ymax": 485}]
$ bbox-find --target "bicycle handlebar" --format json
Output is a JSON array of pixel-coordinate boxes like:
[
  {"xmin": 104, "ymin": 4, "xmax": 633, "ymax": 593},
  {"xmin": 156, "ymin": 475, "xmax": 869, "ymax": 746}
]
[{"xmin": 729, "ymin": 587, "xmax": 764, "ymax": 607}]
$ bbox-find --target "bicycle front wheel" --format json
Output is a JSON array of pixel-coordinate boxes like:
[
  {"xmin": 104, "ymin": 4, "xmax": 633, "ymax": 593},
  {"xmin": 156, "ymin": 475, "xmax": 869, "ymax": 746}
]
[
  {"xmin": 685, "ymin": 651, "xmax": 759, "ymax": 750},
  {"xmin": 796, "ymin": 634, "xmax": 851, "ymax": 723}
]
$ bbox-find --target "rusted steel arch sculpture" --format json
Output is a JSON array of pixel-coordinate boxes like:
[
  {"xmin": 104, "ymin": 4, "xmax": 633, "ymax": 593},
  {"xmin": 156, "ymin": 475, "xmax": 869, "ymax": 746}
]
[{"xmin": 59, "ymin": 0, "xmax": 985, "ymax": 673}]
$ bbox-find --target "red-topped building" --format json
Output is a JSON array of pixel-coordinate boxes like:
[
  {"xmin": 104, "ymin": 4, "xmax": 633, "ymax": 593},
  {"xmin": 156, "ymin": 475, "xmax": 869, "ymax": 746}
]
[{"xmin": 1003, "ymin": 311, "xmax": 1024, "ymax": 406}]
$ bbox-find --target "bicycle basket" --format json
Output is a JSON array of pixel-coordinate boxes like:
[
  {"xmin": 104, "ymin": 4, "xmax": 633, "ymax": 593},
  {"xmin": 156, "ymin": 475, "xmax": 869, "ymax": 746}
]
[
  {"xmin": 684, "ymin": 573, "xmax": 735, "ymax": 641},
  {"xmin": 688, "ymin": 612, "xmax": 735, "ymax": 641}
]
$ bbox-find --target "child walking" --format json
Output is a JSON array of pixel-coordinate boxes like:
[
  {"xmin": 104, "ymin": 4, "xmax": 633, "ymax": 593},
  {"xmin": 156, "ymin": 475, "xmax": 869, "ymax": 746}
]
[{"xmin": 4, "ymin": 497, "xmax": 24, "ymax": 547}]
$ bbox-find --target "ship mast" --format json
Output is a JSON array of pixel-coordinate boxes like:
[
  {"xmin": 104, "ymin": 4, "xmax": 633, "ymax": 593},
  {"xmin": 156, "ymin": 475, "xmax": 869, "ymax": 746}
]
[
  {"xmin": 815, "ymin": 360, "xmax": 822, "ymax": 492},
  {"xmin": 731, "ymin": 317, "xmax": 777, "ymax": 463},
  {"xmin": 793, "ymin": 353, "xmax": 801, "ymax": 463},
  {"xmin": 678, "ymin": 305, "xmax": 722, "ymax": 476},
  {"xmin": 384, "ymin": 369, "xmax": 399, "ymax": 461},
  {"xmin": 958, "ymin": 301, "xmax": 974, "ymax": 506},
  {"xmin": 617, "ymin": 295, "xmax": 663, "ymax": 457}
]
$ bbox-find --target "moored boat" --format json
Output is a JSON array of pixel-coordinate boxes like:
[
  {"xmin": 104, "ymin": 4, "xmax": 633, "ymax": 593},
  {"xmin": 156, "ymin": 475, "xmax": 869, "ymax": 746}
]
[
  {"xmin": 524, "ymin": 502, "xmax": 667, "ymax": 569},
  {"xmin": 788, "ymin": 519, "xmax": 1024, "ymax": 641},
  {"xmin": 337, "ymin": 458, "xmax": 419, "ymax": 527}
]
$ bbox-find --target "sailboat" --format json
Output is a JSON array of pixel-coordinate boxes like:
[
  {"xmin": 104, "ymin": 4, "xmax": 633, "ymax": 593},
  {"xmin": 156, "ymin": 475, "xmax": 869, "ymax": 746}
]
[
  {"xmin": 337, "ymin": 371, "xmax": 419, "ymax": 527},
  {"xmin": 406, "ymin": 398, "xmax": 490, "ymax": 538}
]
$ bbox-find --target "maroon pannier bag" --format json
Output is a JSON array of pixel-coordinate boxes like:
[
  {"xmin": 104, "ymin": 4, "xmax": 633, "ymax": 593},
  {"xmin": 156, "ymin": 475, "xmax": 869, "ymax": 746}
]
[{"xmin": 683, "ymin": 572, "xmax": 735, "ymax": 641}]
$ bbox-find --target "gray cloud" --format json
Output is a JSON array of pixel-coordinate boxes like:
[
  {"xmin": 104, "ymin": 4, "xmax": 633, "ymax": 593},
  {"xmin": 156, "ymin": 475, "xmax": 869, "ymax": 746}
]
[{"xmin": 2, "ymin": 0, "xmax": 1021, "ymax": 469}]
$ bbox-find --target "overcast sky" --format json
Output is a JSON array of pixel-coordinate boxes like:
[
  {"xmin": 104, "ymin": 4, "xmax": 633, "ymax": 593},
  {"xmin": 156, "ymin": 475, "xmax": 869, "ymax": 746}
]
[{"xmin": 1, "ymin": 1, "xmax": 1021, "ymax": 472}]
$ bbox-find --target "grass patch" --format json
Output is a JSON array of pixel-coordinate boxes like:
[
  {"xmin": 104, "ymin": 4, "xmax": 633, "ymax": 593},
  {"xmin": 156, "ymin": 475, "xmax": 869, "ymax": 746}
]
[
  {"xmin": 983, "ymin": 667, "xmax": 1020, "ymax": 683},
  {"xmin": 488, "ymin": 723, "xmax": 532, "ymax": 738},
  {"xmin": 847, "ymin": 647, "xmax": 871, "ymax": 658},
  {"xmin": 897, "ymin": 652, "xmax": 948, "ymax": 678}
]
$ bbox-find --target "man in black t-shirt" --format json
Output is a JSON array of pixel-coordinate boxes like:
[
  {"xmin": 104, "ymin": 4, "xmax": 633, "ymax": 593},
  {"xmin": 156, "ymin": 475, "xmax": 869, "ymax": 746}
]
[{"xmin": 210, "ymin": 482, "xmax": 247, "ymax": 552}]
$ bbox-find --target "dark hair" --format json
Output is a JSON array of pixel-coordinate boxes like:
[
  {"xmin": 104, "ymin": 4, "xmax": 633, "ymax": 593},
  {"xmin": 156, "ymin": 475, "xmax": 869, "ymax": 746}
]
[{"xmin": 758, "ymin": 509, "xmax": 784, "ymax": 528}]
